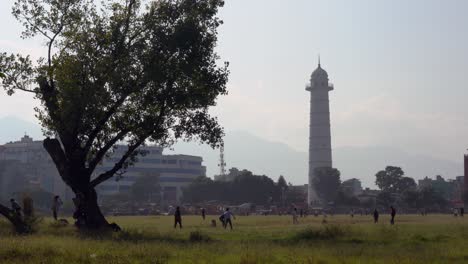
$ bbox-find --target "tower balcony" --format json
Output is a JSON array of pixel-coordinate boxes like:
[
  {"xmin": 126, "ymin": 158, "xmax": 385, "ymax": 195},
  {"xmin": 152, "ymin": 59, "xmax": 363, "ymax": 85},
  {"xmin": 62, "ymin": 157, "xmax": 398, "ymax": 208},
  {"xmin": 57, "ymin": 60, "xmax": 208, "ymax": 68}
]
[{"xmin": 306, "ymin": 82, "xmax": 334, "ymax": 91}]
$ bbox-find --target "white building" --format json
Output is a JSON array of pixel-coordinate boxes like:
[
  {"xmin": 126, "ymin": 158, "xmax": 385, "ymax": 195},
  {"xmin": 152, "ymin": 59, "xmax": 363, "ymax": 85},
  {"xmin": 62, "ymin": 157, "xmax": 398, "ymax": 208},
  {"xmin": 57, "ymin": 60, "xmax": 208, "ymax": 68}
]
[
  {"xmin": 96, "ymin": 145, "xmax": 206, "ymax": 203},
  {"xmin": 0, "ymin": 135, "xmax": 70, "ymax": 199},
  {"xmin": 0, "ymin": 136, "xmax": 206, "ymax": 203},
  {"xmin": 306, "ymin": 60, "xmax": 334, "ymax": 205}
]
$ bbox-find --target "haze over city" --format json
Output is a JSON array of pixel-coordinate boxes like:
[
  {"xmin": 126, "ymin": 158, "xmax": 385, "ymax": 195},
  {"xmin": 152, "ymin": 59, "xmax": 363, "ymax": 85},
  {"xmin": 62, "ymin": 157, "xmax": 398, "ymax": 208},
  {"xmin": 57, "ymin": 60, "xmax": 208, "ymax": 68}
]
[
  {"xmin": 1, "ymin": 0, "xmax": 468, "ymax": 186},
  {"xmin": 3, "ymin": 1, "xmax": 468, "ymax": 262}
]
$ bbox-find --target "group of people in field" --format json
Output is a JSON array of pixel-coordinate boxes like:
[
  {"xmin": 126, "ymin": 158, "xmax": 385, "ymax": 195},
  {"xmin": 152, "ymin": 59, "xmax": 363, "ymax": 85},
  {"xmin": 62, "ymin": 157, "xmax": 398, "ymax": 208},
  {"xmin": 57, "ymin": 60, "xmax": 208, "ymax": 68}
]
[
  {"xmin": 9, "ymin": 195, "xmax": 63, "ymax": 220},
  {"xmin": 289, "ymin": 205, "xmax": 399, "ymax": 225},
  {"xmin": 173, "ymin": 206, "xmax": 236, "ymax": 230}
]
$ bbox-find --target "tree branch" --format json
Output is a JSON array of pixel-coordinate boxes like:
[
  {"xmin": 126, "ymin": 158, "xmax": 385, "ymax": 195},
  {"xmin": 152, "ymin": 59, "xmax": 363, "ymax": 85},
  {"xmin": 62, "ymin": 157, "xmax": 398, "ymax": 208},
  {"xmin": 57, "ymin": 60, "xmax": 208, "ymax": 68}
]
[
  {"xmin": 90, "ymin": 136, "xmax": 147, "ymax": 188},
  {"xmin": 90, "ymin": 103, "xmax": 167, "ymax": 188},
  {"xmin": 86, "ymin": 127, "xmax": 132, "ymax": 174},
  {"xmin": 83, "ymin": 95, "xmax": 129, "ymax": 154},
  {"xmin": 43, "ymin": 137, "xmax": 70, "ymax": 184}
]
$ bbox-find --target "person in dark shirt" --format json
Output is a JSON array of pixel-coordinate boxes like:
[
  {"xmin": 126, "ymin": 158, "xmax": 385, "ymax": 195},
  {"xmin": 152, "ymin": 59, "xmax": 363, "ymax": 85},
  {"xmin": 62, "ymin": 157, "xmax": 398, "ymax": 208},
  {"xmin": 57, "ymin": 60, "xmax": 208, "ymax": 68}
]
[
  {"xmin": 390, "ymin": 206, "xmax": 396, "ymax": 225},
  {"xmin": 201, "ymin": 208, "xmax": 206, "ymax": 220},
  {"xmin": 174, "ymin": 206, "xmax": 182, "ymax": 229},
  {"xmin": 10, "ymin": 198, "xmax": 21, "ymax": 217},
  {"xmin": 373, "ymin": 208, "xmax": 379, "ymax": 223}
]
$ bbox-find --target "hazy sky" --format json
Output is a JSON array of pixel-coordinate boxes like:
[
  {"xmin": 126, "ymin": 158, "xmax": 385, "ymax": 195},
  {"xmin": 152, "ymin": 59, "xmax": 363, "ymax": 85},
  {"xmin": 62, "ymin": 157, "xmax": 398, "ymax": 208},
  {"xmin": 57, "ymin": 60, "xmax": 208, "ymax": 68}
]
[{"xmin": 1, "ymin": 0, "xmax": 468, "ymax": 163}]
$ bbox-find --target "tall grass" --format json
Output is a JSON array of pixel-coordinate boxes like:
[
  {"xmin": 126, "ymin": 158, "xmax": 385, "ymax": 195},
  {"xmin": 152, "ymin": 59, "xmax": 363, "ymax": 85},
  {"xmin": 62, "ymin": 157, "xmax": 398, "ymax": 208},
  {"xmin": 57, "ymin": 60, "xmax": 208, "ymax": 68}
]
[{"xmin": 1, "ymin": 214, "xmax": 468, "ymax": 263}]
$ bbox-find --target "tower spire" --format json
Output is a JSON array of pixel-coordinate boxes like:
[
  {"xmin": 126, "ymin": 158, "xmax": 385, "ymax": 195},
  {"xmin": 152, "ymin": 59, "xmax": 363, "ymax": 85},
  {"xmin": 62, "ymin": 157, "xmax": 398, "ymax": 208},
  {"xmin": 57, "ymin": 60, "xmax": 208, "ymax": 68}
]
[{"xmin": 318, "ymin": 54, "xmax": 321, "ymax": 67}]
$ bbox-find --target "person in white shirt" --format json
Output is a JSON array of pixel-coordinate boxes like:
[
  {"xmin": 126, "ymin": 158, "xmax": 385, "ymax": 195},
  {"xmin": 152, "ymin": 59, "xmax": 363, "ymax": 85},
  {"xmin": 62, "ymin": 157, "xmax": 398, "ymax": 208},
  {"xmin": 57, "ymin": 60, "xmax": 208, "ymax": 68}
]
[
  {"xmin": 223, "ymin": 208, "xmax": 235, "ymax": 230},
  {"xmin": 292, "ymin": 208, "xmax": 299, "ymax": 224}
]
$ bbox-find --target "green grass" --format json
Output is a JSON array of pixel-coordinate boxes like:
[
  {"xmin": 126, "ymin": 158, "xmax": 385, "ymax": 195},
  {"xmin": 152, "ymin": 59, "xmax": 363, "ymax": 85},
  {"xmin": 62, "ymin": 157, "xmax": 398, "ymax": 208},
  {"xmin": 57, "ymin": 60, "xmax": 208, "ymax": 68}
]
[{"xmin": 1, "ymin": 214, "xmax": 468, "ymax": 263}]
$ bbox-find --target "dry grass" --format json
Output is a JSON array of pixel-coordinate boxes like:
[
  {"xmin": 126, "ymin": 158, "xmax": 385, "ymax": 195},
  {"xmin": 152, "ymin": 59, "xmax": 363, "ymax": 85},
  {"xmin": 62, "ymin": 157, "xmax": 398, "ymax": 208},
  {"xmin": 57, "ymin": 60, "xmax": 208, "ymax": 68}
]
[{"xmin": 1, "ymin": 214, "xmax": 468, "ymax": 263}]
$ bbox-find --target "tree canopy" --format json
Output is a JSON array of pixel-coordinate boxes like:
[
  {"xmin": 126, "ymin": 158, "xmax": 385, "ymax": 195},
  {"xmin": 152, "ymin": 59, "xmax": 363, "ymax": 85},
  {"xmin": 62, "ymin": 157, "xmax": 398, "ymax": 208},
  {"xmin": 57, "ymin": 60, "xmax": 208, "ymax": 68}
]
[
  {"xmin": 312, "ymin": 167, "xmax": 341, "ymax": 203},
  {"xmin": 0, "ymin": 0, "xmax": 228, "ymax": 230},
  {"xmin": 375, "ymin": 166, "xmax": 416, "ymax": 194},
  {"xmin": 183, "ymin": 170, "xmax": 284, "ymax": 205}
]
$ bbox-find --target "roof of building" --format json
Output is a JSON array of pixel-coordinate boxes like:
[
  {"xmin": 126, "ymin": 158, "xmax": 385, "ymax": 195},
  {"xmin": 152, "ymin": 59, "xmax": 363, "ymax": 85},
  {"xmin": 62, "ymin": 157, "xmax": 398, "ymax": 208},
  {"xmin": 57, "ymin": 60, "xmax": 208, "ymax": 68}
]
[{"xmin": 311, "ymin": 63, "xmax": 328, "ymax": 81}]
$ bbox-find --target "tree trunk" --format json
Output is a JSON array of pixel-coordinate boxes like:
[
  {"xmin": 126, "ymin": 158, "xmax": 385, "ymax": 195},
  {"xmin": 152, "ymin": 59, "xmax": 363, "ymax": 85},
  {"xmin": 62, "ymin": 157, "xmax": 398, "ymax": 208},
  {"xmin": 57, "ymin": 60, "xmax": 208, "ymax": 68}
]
[
  {"xmin": 0, "ymin": 203, "xmax": 30, "ymax": 234},
  {"xmin": 74, "ymin": 187, "xmax": 112, "ymax": 230}
]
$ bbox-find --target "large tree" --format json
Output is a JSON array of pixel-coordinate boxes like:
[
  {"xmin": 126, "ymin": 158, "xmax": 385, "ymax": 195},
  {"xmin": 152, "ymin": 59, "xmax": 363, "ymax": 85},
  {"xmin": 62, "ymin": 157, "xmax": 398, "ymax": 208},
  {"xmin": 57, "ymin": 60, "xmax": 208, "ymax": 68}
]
[
  {"xmin": 375, "ymin": 166, "xmax": 416, "ymax": 194},
  {"xmin": 312, "ymin": 167, "xmax": 341, "ymax": 203},
  {"xmin": 0, "ymin": 0, "xmax": 228, "ymax": 230}
]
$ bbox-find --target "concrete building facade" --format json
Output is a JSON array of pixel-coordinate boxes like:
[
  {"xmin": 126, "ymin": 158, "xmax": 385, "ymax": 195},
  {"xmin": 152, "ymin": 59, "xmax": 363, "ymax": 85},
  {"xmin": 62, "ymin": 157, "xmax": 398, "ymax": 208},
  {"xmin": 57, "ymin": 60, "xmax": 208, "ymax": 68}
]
[
  {"xmin": 306, "ymin": 61, "xmax": 334, "ymax": 205},
  {"xmin": 0, "ymin": 136, "xmax": 206, "ymax": 204},
  {"xmin": 96, "ymin": 145, "xmax": 206, "ymax": 203},
  {"xmin": 0, "ymin": 135, "xmax": 70, "ymax": 199}
]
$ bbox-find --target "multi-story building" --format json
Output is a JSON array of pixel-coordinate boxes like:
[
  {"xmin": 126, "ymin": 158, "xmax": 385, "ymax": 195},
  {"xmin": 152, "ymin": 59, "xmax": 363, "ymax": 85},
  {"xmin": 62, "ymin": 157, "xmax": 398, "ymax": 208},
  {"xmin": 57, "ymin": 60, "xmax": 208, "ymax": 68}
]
[
  {"xmin": 96, "ymin": 145, "xmax": 206, "ymax": 203},
  {"xmin": 0, "ymin": 136, "xmax": 206, "ymax": 204},
  {"xmin": 418, "ymin": 175, "xmax": 464, "ymax": 201},
  {"xmin": 341, "ymin": 178, "xmax": 363, "ymax": 196},
  {"xmin": 0, "ymin": 135, "xmax": 70, "ymax": 199}
]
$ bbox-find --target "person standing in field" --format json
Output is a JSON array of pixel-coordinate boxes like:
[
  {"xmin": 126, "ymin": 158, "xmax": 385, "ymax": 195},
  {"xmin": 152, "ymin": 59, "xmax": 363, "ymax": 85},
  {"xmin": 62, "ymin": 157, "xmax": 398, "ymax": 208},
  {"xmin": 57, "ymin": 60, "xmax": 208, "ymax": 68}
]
[
  {"xmin": 373, "ymin": 208, "xmax": 379, "ymax": 223},
  {"xmin": 390, "ymin": 206, "xmax": 396, "ymax": 225},
  {"xmin": 223, "ymin": 208, "xmax": 235, "ymax": 230},
  {"xmin": 201, "ymin": 208, "xmax": 206, "ymax": 220},
  {"xmin": 174, "ymin": 206, "xmax": 182, "ymax": 229},
  {"xmin": 292, "ymin": 208, "xmax": 299, "ymax": 224},
  {"xmin": 52, "ymin": 195, "xmax": 63, "ymax": 221}
]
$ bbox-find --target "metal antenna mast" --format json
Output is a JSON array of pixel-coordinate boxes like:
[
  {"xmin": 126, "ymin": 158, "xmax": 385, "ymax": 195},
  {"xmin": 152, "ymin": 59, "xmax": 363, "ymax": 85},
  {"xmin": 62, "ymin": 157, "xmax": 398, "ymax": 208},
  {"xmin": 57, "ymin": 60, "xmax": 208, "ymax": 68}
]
[{"xmin": 218, "ymin": 144, "xmax": 226, "ymax": 177}]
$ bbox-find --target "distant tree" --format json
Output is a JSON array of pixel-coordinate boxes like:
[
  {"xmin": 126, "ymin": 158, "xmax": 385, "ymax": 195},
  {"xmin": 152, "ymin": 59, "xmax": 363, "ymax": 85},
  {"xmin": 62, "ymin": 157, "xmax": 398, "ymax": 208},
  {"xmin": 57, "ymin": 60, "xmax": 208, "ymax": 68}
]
[
  {"xmin": 0, "ymin": 0, "xmax": 228, "ymax": 230},
  {"xmin": 277, "ymin": 175, "xmax": 288, "ymax": 190},
  {"xmin": 130, "ymin": 174, "xmax": 160, "ymax": 203},
  {"xmin": 284, "ymin": 184, "xmax": 307, "ymax": 204},
  {"xmin": 376, "ymin": 191, "xmax": 395, "ymax": 208},
  {"xmin": 183, "ymin": 172, "xmax": 282, "ymax": 205},
  {"xmin": 375, "ymin": 166, "xmax": 405, "ymax": 193},
  {"xmin": 375, "ymin": 166, "xmax": 415, "ymax": 194},
  {"xmin": 395, "ymin": 177, "xmax": 417, "ymax": 194},
  {"xmin": 312, "ymin": 167, "xmax": 341, "ymax": 203}
]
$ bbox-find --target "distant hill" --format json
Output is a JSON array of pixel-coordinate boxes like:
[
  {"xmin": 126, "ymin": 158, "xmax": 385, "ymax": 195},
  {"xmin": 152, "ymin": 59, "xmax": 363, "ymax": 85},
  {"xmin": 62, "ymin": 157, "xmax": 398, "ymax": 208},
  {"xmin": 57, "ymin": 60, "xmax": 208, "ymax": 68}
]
[
  {"xmin": 169, "ymin": 131, "xmax": 463, "ymax": 188},
  {"xmin": 0, "ymin": 116, "xmax": 462, "ymax": 188}
]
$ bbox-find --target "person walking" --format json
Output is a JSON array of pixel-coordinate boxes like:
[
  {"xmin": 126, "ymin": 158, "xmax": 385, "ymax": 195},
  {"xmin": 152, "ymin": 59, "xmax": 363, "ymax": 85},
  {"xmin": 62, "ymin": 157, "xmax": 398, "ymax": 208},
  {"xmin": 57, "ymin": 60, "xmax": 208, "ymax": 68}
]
[
  {"xmin": 174, "ymin": 206, "xmax": 182, "ymax": 229},
  {"xmin": 223, "ymin": 208, "xmax": 235, "ymax": 230},
  {"xmin": 373, "ymin": 208, "xmax": 379, "ymax": 223},
  {"xmin": 52, "ymin": 195, "xmax": 63, "ymax": 221},
  {"xmin": 390, "ymin": 206, "xmax": 396, "ymax": 225},
  {"xmin": 10, "ymin": 198, "xmax": 21, "ymax": 217},
  {"xmin": 201, "ymin": 208, "xmax": 206, "ymax": 220}
]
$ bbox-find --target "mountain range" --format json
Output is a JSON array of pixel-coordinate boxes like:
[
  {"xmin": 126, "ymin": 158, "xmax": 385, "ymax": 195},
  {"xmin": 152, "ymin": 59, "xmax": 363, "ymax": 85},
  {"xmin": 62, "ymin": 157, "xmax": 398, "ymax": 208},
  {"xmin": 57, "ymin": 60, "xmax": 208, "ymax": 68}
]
[{"xmin": 0, "ymin": 116, "xmax": 463, "ymax": 188}]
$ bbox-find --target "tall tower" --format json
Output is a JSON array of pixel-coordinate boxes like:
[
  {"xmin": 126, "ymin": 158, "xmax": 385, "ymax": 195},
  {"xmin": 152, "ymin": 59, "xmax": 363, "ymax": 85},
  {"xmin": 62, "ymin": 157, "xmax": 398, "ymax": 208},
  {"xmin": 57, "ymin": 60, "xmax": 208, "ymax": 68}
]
[
  {"xmin": 218, "ymin": 144, "xmax": 227, "ymax": 177},
  {"xmin": 306, "ymin": 60, "xmax": 334, "ymax": 205}
]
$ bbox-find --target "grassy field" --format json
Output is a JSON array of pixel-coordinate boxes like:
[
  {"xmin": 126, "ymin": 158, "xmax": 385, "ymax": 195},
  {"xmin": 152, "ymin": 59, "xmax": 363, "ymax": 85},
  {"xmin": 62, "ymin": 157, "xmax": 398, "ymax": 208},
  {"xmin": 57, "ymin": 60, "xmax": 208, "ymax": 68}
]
[{"xmin": 1, "ymin": 214, "xmax": 468, "ymax": 263}]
